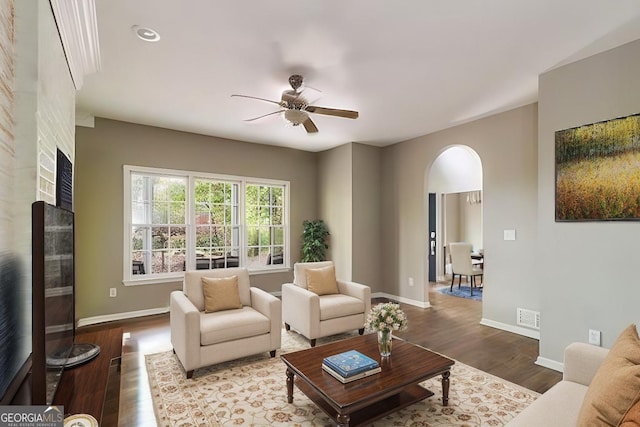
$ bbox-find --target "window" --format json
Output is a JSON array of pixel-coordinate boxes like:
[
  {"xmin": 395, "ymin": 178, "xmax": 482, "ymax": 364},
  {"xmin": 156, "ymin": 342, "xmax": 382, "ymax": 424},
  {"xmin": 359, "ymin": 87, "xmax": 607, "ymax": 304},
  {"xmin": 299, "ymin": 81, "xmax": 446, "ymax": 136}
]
[
  {"xmin": 124, "ymin": 166, "xmax": 289, "ymax": 285},
  {"xmin": 245, "ymin": 183, "xmax": 285, "ymax": 268},
  {"xmin": 193, "ymin": 179, "xmax": 240, "ymax": 269}
]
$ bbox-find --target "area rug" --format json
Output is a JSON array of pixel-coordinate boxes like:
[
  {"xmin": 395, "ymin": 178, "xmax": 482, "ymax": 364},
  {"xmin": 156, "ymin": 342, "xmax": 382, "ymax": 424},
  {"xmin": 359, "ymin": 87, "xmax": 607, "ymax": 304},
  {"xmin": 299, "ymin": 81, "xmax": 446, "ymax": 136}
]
[
  {"xmin": 146, "ymin": 331, "xmax": 537, "ymax": 426},
  {"xmin": 438, "ymin": 285, "xmax": 483, "ymax": 301}
]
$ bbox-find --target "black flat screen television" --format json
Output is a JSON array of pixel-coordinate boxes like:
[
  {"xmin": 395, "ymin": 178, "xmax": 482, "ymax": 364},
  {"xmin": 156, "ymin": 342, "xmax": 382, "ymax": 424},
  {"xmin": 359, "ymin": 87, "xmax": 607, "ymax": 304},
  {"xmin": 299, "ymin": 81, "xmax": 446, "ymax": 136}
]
[{"xmin": 31, "ymin": 201, "xmax": 75, "ymax": 405}]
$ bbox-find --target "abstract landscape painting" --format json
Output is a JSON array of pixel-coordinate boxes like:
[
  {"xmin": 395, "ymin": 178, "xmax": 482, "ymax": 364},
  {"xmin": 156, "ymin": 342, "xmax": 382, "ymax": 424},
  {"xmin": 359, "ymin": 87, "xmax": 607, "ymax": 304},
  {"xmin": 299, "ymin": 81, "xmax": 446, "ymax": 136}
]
[{"xmin": 555, "ymin": 113, "xmax": 640, "ymax": 221}]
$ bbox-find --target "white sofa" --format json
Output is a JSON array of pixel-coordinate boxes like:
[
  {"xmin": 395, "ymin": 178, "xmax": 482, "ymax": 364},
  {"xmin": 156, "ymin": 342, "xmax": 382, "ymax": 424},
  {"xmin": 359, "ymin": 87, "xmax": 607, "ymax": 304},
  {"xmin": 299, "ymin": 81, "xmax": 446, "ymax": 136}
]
[
  {"xmin": 170, "ymin": 268, "xmax": 281, "ymax": 378},
  {"xmin": 507, "ymin": 342, "xmax": 609, "ymax": 426},
  {"xmin": 281, "ymin": 261, "xmax": 371, "ymax": 347}
]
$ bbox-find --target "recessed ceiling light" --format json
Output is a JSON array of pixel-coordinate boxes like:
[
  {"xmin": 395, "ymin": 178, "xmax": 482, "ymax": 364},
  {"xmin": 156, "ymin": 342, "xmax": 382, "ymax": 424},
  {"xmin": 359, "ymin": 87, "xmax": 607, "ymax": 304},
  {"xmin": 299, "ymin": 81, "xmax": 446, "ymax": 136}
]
[{"xmin": 132, "ymin": 25, "xmax": 160, "ymax": 42}]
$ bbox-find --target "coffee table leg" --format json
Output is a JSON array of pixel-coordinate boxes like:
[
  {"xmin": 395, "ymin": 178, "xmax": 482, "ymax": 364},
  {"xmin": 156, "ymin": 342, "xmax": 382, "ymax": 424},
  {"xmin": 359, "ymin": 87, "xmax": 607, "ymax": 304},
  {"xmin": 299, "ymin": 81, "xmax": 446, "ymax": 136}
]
[
  {"xmin": 442, "ymin": 370, "xmax": 450, "ymax": 406},
  {"xmin": 336, "ymin": 413, "xmax": 350, "ymax": 427},
  {"xmin": 286, "ymin": 368, "xmax": 294, "ymax": 403}
]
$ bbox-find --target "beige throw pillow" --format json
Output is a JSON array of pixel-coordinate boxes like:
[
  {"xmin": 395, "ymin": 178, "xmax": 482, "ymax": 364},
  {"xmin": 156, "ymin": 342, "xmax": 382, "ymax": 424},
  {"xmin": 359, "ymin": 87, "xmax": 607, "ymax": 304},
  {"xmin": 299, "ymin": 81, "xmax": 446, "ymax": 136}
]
[
  {"xmin": 201, "ymin": 275, "xmax": 242, "ymax": 313},
  {"xmin": 305, "ymin": 265, "xmax": 339, "ymax": 295},
  {"xmin": 621, "ymin": 399, "xmax": 640, "ymax": 427},
  {"xmin": 577, "ymin": 324, "xmax": 640, "ymax": 426}
]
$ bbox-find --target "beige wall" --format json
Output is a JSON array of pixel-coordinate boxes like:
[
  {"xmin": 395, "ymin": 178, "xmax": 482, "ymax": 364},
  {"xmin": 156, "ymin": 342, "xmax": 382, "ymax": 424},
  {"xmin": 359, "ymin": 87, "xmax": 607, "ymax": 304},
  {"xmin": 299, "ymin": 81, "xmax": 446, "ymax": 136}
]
[
  {"xmin": 352, "ymin": 143, "xmax": 382, "ymax": 292},
  {"xmin": 74, "ymin": 118, "xmax": 317, "ymax": 320},
  {"xmin": 537, "ymin": 39, "xmax": 640, "ymax": 364},
  {"xmin": 444, "ymin": 192, "xmax": 482, "ymax": 252},
  {"xmin": 317, "ymin": 143, "xmax": 353, "ymax": 280},
  {"xmin": 381, "ymin": 104, "xmax": 539, "ymax": 312},
  {"xmin": 459, "ymin": 192, "xmax": 482, "ymax": 252},
  {"xmin": 317, "ymin": 143, "xmax": 383, "ymax": 291}
]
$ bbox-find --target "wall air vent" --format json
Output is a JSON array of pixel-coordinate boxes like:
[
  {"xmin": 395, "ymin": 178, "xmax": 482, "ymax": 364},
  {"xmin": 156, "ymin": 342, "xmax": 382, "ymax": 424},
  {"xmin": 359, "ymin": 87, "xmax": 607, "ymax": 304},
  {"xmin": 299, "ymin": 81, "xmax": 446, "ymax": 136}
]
[{"xmin": 517, "ymin": 308, "xmax": 540, "ymax": 330}]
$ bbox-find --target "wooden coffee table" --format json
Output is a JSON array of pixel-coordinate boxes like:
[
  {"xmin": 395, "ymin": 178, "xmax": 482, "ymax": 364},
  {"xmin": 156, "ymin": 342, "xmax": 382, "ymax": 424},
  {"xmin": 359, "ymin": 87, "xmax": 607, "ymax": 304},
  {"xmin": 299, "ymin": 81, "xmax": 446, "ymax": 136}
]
[{"xmin": 280, "ymin": 333, "xmax": 454, "ymax": 427}]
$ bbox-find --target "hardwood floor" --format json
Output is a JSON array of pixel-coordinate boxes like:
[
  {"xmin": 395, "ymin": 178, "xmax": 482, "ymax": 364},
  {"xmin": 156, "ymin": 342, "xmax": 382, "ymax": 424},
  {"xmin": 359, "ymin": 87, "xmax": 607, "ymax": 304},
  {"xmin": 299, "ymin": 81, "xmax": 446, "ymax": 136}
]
[{"xmin": 92, "ymin": 285, "xmax": 562, "ymax": 426}]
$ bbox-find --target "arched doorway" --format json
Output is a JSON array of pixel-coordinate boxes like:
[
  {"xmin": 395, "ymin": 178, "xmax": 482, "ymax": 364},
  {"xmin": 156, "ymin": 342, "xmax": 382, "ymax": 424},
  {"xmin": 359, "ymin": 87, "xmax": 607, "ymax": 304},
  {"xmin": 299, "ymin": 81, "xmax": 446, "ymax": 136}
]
[{"xmin": 426, "ymin": 146, "xmax": 483, "ymax": 284}]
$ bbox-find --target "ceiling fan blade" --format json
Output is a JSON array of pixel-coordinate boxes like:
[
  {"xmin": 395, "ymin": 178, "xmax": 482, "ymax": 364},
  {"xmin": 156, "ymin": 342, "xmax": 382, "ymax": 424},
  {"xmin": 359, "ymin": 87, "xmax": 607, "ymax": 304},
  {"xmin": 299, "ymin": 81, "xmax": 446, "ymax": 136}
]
[
  {"xmin": 306, "ymin": 105, "xmax": 359, "ymax": 119},
  {"xmin": 231, "ymin": 94, "xmax": 282, "ymax": 106},
  {"xmin": 243, "ymin": 110, "xmax": 285, "ymax": 122},
  {"xmin": 303, "ymin": 117, "xmax": 318, "ymax": 133}
]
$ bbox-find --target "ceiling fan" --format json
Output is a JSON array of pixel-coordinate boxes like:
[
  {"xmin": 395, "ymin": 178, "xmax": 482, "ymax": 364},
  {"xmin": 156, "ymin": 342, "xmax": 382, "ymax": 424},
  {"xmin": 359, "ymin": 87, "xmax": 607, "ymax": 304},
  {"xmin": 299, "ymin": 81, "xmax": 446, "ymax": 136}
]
[{"xmin": 231, "ymin": 74, "xmax": 358, "ymax": 133}]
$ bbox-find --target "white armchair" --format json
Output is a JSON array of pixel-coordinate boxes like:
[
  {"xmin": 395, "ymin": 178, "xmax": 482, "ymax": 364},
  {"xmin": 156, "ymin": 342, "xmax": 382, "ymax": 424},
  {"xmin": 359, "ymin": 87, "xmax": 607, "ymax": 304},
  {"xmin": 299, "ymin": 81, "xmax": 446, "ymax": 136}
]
[
  {"xmin": 281, "ymin": 261, "xmax": 371, "ymax": 347},
  {"xmin": 170, "ymin": 267, "xmax": 281, "ymax": 378}
]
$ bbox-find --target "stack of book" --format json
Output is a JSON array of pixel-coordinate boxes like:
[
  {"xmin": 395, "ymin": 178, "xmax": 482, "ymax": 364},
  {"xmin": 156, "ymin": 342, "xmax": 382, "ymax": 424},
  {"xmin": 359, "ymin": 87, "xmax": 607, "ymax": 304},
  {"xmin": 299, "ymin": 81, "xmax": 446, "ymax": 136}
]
[{"xmin": 322, "ymin": 350, "xmax": 381, "ymax": 383}]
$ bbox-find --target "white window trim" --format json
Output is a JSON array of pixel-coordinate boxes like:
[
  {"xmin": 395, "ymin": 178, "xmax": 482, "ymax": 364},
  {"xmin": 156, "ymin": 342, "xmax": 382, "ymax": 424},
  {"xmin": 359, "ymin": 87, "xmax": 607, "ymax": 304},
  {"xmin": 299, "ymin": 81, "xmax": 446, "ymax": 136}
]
[{"xmin": 123, "ymin": 165, "xmax": 290, "ymax": 286}]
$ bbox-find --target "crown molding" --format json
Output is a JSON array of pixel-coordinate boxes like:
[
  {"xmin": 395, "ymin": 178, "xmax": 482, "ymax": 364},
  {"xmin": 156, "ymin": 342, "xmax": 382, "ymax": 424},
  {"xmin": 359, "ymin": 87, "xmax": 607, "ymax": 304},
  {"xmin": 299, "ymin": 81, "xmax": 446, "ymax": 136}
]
[{"xmin": 49, "ymin": 0, "xmax": 101, "ymax": 90}]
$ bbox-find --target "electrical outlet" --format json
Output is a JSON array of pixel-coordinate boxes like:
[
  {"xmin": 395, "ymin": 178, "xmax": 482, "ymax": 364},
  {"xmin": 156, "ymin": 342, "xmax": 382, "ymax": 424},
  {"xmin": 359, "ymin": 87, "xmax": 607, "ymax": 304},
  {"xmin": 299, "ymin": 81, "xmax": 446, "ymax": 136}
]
[
  {"xmin": 109, "ymin": 288, "xmax": 117, "ymax": 298},
  {"xmin": 408, "ymin": 277, "xmax": 414, "ymax": 287},
  {"xmin": 589, "ymin": 329, "xmax": 601, "ymax": 346}
]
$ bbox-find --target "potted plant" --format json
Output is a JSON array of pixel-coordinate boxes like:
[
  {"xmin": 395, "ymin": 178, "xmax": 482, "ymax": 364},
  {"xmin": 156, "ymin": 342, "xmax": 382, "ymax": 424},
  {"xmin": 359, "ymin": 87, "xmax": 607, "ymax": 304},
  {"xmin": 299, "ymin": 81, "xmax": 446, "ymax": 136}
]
[{"xmin": 301, "ymin": 220, "xmax": 330, "ymax": 262}]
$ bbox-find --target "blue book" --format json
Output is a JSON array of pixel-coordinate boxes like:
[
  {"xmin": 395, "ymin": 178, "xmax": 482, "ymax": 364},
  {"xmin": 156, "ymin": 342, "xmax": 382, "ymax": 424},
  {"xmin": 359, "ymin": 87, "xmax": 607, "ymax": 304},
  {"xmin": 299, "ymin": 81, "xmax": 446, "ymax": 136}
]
[{"xmin": 322, "ymin": 350, "xmax": 379, "ymax": 377}]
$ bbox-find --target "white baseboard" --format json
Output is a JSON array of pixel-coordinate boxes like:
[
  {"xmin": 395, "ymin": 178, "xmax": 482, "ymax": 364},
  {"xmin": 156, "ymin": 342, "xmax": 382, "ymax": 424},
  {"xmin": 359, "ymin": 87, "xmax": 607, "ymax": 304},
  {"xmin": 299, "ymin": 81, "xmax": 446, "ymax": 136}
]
[
  {"xmin": 372, "ymin": 292, "xmax": 432, "ymax": 309},
  {"xmin": 480, "ymin": 318, "xmax": 541, "ymax": 340},
  {"xmin": 77, "ymin": 306, "xmax": 169, "ymax": 328},
  {"xmin": 535, "ymin": 356, "xmax": 564, "ymax": 373},
  {"xmin": 76, "ymin": 291, "xmax": 432, "ymax": 327}
]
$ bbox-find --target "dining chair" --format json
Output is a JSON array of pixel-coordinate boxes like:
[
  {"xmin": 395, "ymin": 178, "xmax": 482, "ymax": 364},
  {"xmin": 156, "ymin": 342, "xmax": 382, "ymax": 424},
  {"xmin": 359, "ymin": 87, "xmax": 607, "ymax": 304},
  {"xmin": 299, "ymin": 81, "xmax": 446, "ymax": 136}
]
[{"xmin": 449, "ymin": 242, "xmax": 483, "ymax": 296}]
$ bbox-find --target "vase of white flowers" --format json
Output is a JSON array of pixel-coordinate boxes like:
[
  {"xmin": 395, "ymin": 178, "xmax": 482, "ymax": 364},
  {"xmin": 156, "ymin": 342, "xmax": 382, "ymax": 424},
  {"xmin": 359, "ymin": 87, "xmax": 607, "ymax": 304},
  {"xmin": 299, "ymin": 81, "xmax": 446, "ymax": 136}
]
[{"xmin": 364, "ymin": 302, "xmax": 408, "ymax": 357}]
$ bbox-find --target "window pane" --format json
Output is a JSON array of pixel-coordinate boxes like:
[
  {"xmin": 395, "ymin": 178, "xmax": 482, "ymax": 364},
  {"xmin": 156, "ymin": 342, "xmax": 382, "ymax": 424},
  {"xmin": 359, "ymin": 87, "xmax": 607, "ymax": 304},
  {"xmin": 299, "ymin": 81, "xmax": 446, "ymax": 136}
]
[
  {"xmin": 225, "ymin": 205, "xmax": 232, "ymax": 224},
  {"xmin": 246, "ymin": 246, "xmax": 259, "ymax": 258},
  {"xmin": 211, "ymin": 182, "xmax": 225, "ymax": 203},
  {"xmin": 247, "ymin": 226, "xmax": 258, "ymax": 246},
  {"xmin": 169, "ymin": 250, "xmax": 185, "ymax": 272},
  {"xmin": 259, "ymin": 226, "xmax": 270, "ymax": 245},
  {"xmin": 151, "ymin": 227, "xmax": 169, "ymax": 249},
  {"xmin": 152, "ymin": 180, "xmax": 168, "ymax": 201},
  {"xmin": 258, "ymin": 186, "xmax": 269, "ymax": 205},
  {"xmin": 131, "ymin": 175, "xmax": 145, "ymax": 202},
  {"xmin": 195, "ymin": 181, "xmax": 211, "ymax": 203},
  {"xmin": 246, "ymin": 207, "xmax": 259, "ymax": 226},
  {"xmin": 271, "ymin": 207, "xmax": 283, "ymax": 225},
  {"xmin": 170, "ymin": 202, "xmax": 185, "ymax": 224},
  {"xmin": 169, "ymin": 226, "xmax": 186, "ymax": 249},
  {"xmin": 211, "ymin": 205, "xmax": 225, "ymax": 224},
  {"xmin": 132, "ymin": 201, "xmax": 147, "ymax": 224},
  {"xmin": 271, "ymin": 187, "xmax": 283, "ymax": 205},
  {"xmin": 223, "ymin": 225, "xmax": 232, "ymax": 247},
  {"xmin": 169, "ymin": 181, "xmax": 185, "ymax": 201},
  {"xmin": 246, "ymin": 185, "xmax": 258, "ymax": 205},
  {"xmin": 196, "ymin": 226, "xmax": 211, "ymax": 248},
  {"xmin": 196, "ymin": 211, "xmax": 211, "ymax": 226},
  {"xmin": 273, "ymin": 226, "xmax": 284, "ymax": 245},
  {"xmin": 152, "ymin": 201, "xmax": 168, "ymax": 224},
  {"xmin": 151, "ymin": 250, "xmax": 170, "ymax": 274},
  {"xmin": 259, "ymin": 207, "xmax": 271, "ymax": 225},
  {"xmin": 131, "ymin": 226, "xmax": 149, "ymax": 251}
]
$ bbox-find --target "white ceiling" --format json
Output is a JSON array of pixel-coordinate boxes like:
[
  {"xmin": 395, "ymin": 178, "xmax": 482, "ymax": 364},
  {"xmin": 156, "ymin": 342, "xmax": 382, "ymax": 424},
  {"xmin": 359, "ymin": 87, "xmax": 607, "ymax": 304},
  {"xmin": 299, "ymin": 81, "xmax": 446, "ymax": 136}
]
[{"xmin": 75, "ymin": 0, "xmax": 640, "ymax": 152}]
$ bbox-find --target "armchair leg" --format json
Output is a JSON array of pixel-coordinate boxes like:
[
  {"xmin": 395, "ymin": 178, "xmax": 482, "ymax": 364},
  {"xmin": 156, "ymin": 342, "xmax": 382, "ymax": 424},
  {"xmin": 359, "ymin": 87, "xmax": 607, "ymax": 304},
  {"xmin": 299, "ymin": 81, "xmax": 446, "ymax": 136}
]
[
  {"xmin": 186, "ymin": 370, "xmax": 194, "ymax": 379},
  {"xmin": 284, "ymin": 323, "xmax": 291, "ymax": 331},
  {"xmin": 450, "ymin": 274, "xmax": 455, "ymax": 291},
  {"xmin": 310, "ymin": 338, "xmax": 316, "ymax": 347},
  {"xmin": 358, "ymin": 328, "xmax": 365, "ymax": 335},
  {"xmin": 269, "ymin": 350, "xmax": 276, "ymax": 357}
]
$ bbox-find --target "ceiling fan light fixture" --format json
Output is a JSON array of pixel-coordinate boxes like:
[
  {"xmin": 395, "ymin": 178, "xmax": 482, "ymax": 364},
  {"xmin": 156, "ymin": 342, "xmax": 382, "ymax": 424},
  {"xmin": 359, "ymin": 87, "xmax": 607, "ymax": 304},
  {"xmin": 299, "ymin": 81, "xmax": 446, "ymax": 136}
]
[
  {"xmin": 283, "ymin": 109, "xmax": 308, "ymax": 126},
  {"xmin": 132, "ymin": 25, "xmax": 160, "ymax": 42}
]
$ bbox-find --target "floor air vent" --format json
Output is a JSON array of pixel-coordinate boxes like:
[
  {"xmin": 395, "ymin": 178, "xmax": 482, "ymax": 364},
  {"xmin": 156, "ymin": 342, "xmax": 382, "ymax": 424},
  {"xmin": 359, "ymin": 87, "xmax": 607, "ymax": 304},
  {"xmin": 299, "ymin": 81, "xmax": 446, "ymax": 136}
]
[{"xmin": 517, "ymin": 308, "xmax": 540, "ymax": 330}]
